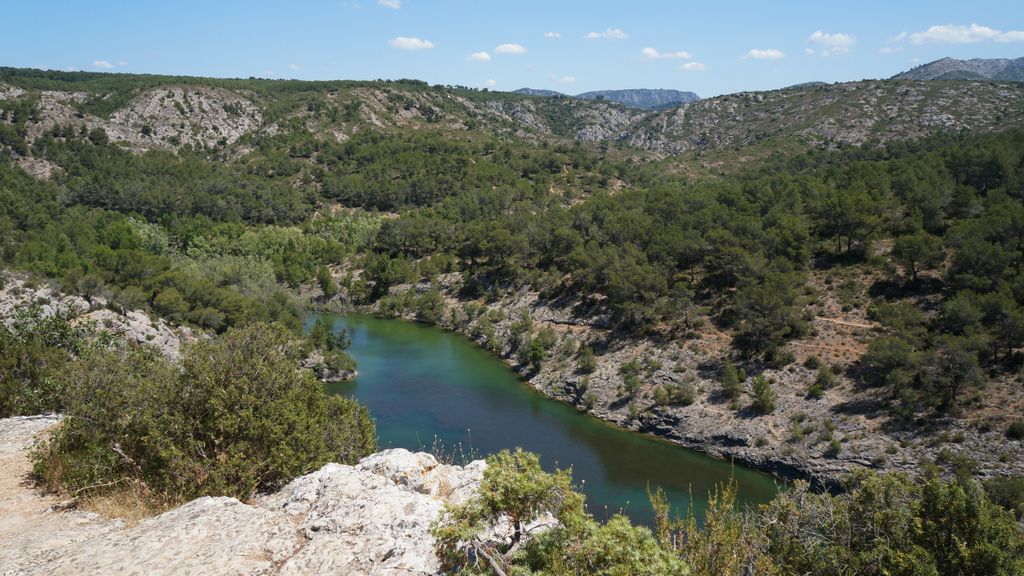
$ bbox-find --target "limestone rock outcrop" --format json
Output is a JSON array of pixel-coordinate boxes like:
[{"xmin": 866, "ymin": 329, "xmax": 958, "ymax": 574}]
[
  {"xmin": 0, "ymin": 274, "xmax": 196, "ymax": 359},
  {"xmin": 0, "ymin": 416, "xmax": 484, "ymax": 576}
]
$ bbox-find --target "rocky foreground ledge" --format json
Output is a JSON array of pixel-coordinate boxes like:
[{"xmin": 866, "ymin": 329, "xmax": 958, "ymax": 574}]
[{"xmin": 0, "ymin": 416, "xmax": 485, "ymax": 575}]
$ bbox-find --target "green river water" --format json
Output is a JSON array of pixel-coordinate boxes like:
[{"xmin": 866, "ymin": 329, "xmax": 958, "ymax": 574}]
[{"xmin": 314, "ymin": 313, "xmax": 781, "ymax": 525}]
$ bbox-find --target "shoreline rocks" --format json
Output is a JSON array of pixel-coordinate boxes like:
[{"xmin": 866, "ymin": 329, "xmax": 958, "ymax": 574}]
[{"xmin": 366, "ymin": 278, "xmax": 1024, "ymax": 490}]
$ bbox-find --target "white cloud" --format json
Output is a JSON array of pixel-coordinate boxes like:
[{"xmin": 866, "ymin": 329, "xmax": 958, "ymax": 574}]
[
  {"xmin": 389, "ymin": 36, "xmax": 434, "ymax": 50},
  {"xmin": 879, "ymin": 46, "xmax": 902, "ymax": 54},
  {"xmin": 909, "ymin": 23, "xmax": 1024, "ymax": 44},
  {"xmin": 805, "ymin": 48, "xmax": 815, "ymax": 55},
  {"xmin": 494, "ymin": 43, "xmax": 527, "ymax": 54},
  {"xmin": 680, "ymin": 62, "xmax": 705, "ymax": 71},
  {"xmin": 585, "ymin": 28, "xmax": 628, "ymax": 40},
  {"xmin": 377, "ymin": 0, "xmax": 401, "ymax": 8},
  {"xmin": 641, "ymin": 47, "xmax": 692, "ymax": 60},
  {"xmin": 807, "ymin": 31, "xmax": 855, "ymax": 55},
  {"xmin": 743, "ymin": 48, "xmax": 784, "ymax": 60},
  {"xmin": 92, "ymin": 60, "xmax": 114, "ymax": 68},
  {"xmin": 544, "ymin": 31, "xmax": 561, "ymax": 38},
  {"xmin": 997, "ymin": 30, "xmax": 1024, "ymax": 42},
  {"xmin": 551, "ymin": 74, "xmax": 576, "ymax": 84},
  {"xmin": 116, "ymin": 60, "xmax": 127, "ymax": 66},
  {"xmin": 483, "ymin": 79, "xmax": 497, "ymax": 88},
  {"xmin": 289, "ymin": 63, "xmax": 302, "ymax": 71},
  {"xmin": 466, "ymin": 51, "xmax": 491, "ymax": 62}
]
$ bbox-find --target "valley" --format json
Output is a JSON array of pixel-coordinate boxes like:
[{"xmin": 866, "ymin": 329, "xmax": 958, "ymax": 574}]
[{"xmin": 2, "ymin": 57, "xmax": 1024, "ymax": 574}]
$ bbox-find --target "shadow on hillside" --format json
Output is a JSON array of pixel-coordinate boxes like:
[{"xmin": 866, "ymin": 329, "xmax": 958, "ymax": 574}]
[
  {"xmin": 868, "ymin": 277, "xmax": 944, "ymax": 301},
  {"xmin": 830, "ymin": 397, "xmax": 887, "ymax": 417}
]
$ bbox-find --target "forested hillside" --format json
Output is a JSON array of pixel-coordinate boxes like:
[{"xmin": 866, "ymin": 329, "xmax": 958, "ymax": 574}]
[{"xmin": 2, "ymin": 67, "xmax": 1024, "ymax": 499}]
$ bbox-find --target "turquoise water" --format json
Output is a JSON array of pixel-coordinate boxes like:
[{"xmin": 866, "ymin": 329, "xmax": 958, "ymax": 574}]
[{"xmin": 313, "ymin": 313, "xmax": 780, "ymax": 525}]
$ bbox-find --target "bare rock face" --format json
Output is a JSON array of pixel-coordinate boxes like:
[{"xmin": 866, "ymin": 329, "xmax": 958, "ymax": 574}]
[
  {"xmin": 0, "ymin": 273, "xmax": 196, "ymax": 359},
  {"xmin": 105, "ymin": 86, "xmax": 262, "ymax": 152},
  {"xmin": 0, "ymin": 415, "xmax": 484, "ymax": 576},
  {"xmin": 2, "ymin": 82, "xmax": 261, "ymax": 157}
]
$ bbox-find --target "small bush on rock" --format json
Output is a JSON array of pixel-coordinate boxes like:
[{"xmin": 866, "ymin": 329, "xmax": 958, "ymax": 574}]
[
  {"xmin": 750, "ymin": 375, "xmax": 777, "ymax": 414},
  {"xmin": 576, "ymin": 345, "xmax": 597, "ymax": 374}
]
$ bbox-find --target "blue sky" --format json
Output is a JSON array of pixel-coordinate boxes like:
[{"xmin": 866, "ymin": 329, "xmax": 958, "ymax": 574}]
[{"xmin": 2, "ymin": 0, "xmax": 1022, "ymax": 96}]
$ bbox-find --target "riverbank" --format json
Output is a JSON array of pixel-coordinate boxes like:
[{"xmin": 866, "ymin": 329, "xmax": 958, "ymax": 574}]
[
  {"xmin": 314, "ymin": 313, "xmax": 780, "ymax": 525},
  {"xmin": 357, "ymin": 273, "xmax": 1024, "ymax": 489}
]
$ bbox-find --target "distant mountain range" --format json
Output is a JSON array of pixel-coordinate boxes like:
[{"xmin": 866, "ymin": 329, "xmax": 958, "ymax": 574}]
[
  {"xmin": 513, "ymin": 88, "xmax": 566, "ymax": 98},
  {"xmin": 511, "ymin": 88, "xmax": 699, "ymax": 109},
  {"xmin": 510, "ymin": 57, "xmax": 1024, "ymax": 111},
  {"xmin": 785, "ymin": 81, "xmax": 828, "ymax": 90},
  {"xmin": 892, "ymin": 57, "xmax": 1024, "ymax": 81}
]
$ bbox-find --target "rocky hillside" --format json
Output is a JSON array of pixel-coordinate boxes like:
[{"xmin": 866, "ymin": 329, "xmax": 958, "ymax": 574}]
[
  {"xmin": 893, "ymin": 56, "xmax": 1024, "ymax": 81},
  {"xmin": 0, "ymin": 274, "xmax": 195, "ymax": 358},
  {"xmin": 623, "ymin": 79, "xmax": 1024, "ymax": 154},
  {"xmin": 0, "ymin": 415, "xmax": 485, "ymax": 576},
  {"xmin": 3, "ymin": 68, "xmax": 1023, "ymax": 164},
  {"xmin": 374, "ymin": 273, "xmax": 1024, "ymax": 489}
]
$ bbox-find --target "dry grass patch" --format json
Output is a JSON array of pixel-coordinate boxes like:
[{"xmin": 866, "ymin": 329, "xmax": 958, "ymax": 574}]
[{"xmin": 77, "ymin": 483, "xmax": 176, "ymax": 527}]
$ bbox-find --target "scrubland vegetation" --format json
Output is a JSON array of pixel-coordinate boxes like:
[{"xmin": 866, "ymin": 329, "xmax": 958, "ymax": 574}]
[{"xmin": 2, "ymin": 69, "xmax": 1024, "ymax": 573}]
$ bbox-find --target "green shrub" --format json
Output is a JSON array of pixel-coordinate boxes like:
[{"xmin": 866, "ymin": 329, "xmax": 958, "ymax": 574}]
[
  {"xmin": 433, "ymin": 449, "xmax": 685, "ymax": 575},
  {"xmin": 34, "ymin": 323, "xmax": 376, "ymax": 502},
  {"xmin": 576, "ymin": 345, "xmax": 597, "ymax": 374},
  {"xmin": 1006, "ymin": 420, "xmax": 1024, "ymax": 441},
  {"xmin": 826, "ymin": 438, "xmax": 842, "ymax": 457},
  {"xmin": 720, "ymin": 359, "xmax": 743, "ymax": 402},
  {"xmin": 518, "ymin": 336, "xmax": 546, "ymax": 371},
  {"xmin": 674, "ymin": 381, "xmax": 697, "ymax": 406},
  {"xmin": 806, "ymin": 382, "xmax": 824, "ymax": 399},
  {"xmin": 0, "ymin": 306, "xmax": 88, "ymax": 417},
  {"xmin": 619, "ymin": 359, "xmax": 642, "ymax": 397},
  {"xmin": 654, "ymin": 382, "xmax": 696, "ymax": 407},
  {"xmin": 652, "ymin": 385, "xmax": 670, "ymax": 406},
  {"xmin": 750, "ymin": 375, "xmax": 777, "ymax": 414},
  {"xmin": 768, "ymin": 348, "xmax": 796, "ymax": 369},
  {"xmin": 414, "ymin": 289, "xmax": 445, "ymax": 324},
  {"xmin": 984, "ymin": 475, "xmax": 1024, "ymax": 519},
  {"xmin": 761, "ymin": 472, "xmax": 1024, "ymax": 576},
  {"xmin": 535, "ymin": 326, "xmax": 557, "ymax": 350},
  {"xmin": 808, "ymin": 366, "xmax": 837, "ymax": 400},
  {"xmin": 816, "ymin": 366, "xmax": 837, "ymax": 388}
]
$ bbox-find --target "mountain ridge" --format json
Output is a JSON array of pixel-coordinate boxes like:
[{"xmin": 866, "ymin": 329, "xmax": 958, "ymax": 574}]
[
  {"xmin": 512, "ymin": 87, "xmax": 699, "ymax": 109},
  {"xmin": 2, "ymin": 67, "xmax": 1023, "ymax": 164},
  {"xmin": 892, "ymin": 56, "xmax": 1024, "ymax": 81}
]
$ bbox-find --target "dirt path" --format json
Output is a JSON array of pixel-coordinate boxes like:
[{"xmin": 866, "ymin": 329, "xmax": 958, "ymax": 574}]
[
  {"xmin": 813, "ymin": 316, "xmax": 876, "ymax": 330},
  {"xmin": 0, "ymin": 416, "xmax": 122, "ymax": 574}
]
